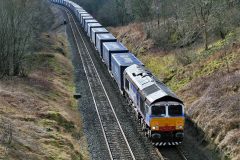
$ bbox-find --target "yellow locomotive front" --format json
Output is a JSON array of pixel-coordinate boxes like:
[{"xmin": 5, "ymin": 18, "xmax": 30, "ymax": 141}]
[{"xmin": 146, "ymin": 102, "xmax": 185, "ymax": 143}]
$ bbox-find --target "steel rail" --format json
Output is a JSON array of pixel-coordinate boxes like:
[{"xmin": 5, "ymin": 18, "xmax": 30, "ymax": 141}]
[
  {"xmin": 62, "ymin": 6, "xmax": 136, "ymax": 160},
  {"xmin": 155, "ymin": 148, "xmax": 165, "ymax": 160},
  {"xmin": 64, "ymin": 9, "xmax": 113, "ymax": 160},
  {"xmin": 176, "ymin": 147, "xmax": 188, "ymax": 160}
]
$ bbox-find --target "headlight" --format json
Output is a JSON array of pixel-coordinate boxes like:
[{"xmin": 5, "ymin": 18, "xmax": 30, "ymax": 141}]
[
  {"xmin": 176, "ymin": 125, "xmax": 183, "ymax": 129},
  {"xmin": 152, "ymin": 126, "xmax": 159, "ymax": 130}
]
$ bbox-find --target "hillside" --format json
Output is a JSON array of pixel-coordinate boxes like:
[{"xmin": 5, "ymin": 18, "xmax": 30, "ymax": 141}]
[
  {"xmin": 109, "ymin": 23, "xmax": 240, "ymax": 160},
  {"xmin": 0, "ymin": 5, "xmax": 89, "ymax": 160}
]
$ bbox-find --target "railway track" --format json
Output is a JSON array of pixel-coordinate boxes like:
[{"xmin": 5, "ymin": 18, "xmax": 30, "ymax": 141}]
[
  {"xmin": 63, "ymin": 7, "xmax": 136, "ymax": 160},
  {"xmin": 176, "ymin": 146, "xmax": 189, "ymax": 160},
  {"xmin": 54, "ymin": 4, "xmax": 193, "ymax": 160},
  {"xmin": 156, "ymin": 146, "xmax": 190, "ymax": 160}
]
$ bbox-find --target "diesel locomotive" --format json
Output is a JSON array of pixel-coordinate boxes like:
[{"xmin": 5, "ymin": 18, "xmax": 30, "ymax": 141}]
[
  {"xmin": 124, "ymin": 64, "xmax": 184, "ymax": 143},
  {"xmin": 51, "ymin": 0, "xmax": 185, "ymax": 145}
]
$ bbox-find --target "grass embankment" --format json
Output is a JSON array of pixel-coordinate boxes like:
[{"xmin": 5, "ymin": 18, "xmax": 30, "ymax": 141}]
[
  {"xmin": 110, "ymin": 23, "xmax": 240, "ymax": 160},
  {"xmin": 0, "ymin": 31, "xmax": 89, "ymax": 159}
]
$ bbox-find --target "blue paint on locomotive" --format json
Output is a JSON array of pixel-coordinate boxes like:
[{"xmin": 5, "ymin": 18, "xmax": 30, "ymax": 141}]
[
  {"xmin": 129, "ymin": 82, "xmax": 138, "ymax": 107},
  {"xmin": 146, "ymin": 114, "xmax": 151, "ymax": 126}
]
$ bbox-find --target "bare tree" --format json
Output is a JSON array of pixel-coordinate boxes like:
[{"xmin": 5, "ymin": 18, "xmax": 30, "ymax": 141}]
[
  {"xmin": 0, "ymin": 0, "xmax": 53, "ymax": 77},
  {"xmin": 190, "ymin": 0, "xmax": 213, "ymax": 50}
]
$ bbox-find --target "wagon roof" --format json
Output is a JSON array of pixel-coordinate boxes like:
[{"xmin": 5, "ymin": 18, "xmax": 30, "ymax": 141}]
[
  {"xmin": 85, "ymin": 19, "xmax": 98, "ymax": 23},
  {"xmin": 81, "ymin": 13, "xmax": 91, "ymax": 17},
  {"xmin": 103, "ymin": 42, "xmax": 128, "ymax": 51},
  {"xmin": 112, "ymin": 53, "xmax": 143, "ymax": 66},
  {"xmin": 92, "ymin": 28, "xmax": 108, "ymax": 32},
  {"xmin": 88, "ymin": 23, "xmax": 102, "ymax": 27},
  {"xmin": 97, "ymin": 33, "xmax": 116, "ymax": 40}
]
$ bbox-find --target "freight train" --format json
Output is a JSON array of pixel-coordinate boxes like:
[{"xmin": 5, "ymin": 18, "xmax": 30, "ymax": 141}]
[{"xmin": 51, "ymin": 0, "xmax": 185, "ymax": 145}]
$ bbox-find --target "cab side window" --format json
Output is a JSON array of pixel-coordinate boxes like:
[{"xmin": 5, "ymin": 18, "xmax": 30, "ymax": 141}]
[{"xmin": 145, "ymin": 105, "xmax": 149, "ymax": 114}]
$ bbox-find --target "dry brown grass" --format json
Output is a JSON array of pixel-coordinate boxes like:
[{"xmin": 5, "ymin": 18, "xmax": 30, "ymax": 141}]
[
  {"xmin": 173, "ymin": 42, "xmax": 240, "ymax": 160},
  {"xmin": 180, "ymin": 67, "xmax": 240, "ymax": 159},
  {"xmin": 0, "ymin": 50, "xmax": 89, "ymax": 160},
  {"xmin": 0, "ymin": 6, "xmax": 89, "ymax": 160},
  {"xmin": 109, "ymin": 23, "xmax": 154, "ymax": 55}
]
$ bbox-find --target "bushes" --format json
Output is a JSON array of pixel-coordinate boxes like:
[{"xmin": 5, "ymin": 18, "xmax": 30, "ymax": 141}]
[
  {"xmin": 0, "ymin": 0, "xmax": 53, "ymax": 77},
  {"xmin": 175, "ymin": 49, "xmax": 197, "ymax": 66}
]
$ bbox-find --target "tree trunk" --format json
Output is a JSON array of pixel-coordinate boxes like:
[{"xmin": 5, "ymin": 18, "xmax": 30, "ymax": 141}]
[{"xmin": 204, "ymin": 24, "xmax": 208, "ymax": 50}]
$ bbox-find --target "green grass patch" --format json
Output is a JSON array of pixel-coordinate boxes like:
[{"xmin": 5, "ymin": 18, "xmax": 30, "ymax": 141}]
[
  {"xmin": 138, "ymin": 54, "xmax": 176, "ymax": 79},
  {"xmin": 43, "ymin": 111, "xmax": 75, "ymax": 132},
  {"xmin": 137, "ymin": 29, "xmax": 240, "ymax": 92}
]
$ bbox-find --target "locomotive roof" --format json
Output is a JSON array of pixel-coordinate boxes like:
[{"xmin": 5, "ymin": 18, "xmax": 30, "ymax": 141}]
[
  {"xmin": 103, "ymin": 42, "xmax": 128, "ymax": 51},
  {"xmin": 112, "ymin": 53, "xmax": 143, "ymax": 67},
  {"xmin": 124, "ymin": 64, "xmax": 182, "ymax": 104}
]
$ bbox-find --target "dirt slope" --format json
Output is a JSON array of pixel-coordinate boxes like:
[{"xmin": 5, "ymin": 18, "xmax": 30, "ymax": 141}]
[
  {"xmin": 0, "ymin": 6, "xmax": 89, "ymax": 160},
  {"xmin": 109, "ymin": 23, "xmax": 240, "ymax": 160}
]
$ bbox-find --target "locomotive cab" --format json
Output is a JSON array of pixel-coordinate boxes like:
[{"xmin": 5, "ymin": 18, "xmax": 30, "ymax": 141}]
[
  {"xmin": 123, "ymin": 64, "xmax": 185, "ymax": 145},
  {"xmin": 149, "ymin": 102, "xmax": 184, "ymax": 142}
]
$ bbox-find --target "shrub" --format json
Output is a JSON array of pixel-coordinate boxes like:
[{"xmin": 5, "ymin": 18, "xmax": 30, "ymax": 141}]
[
  {"xmin": 175, "ymin": 49, "xmax": 197, "ymax": 66},
  {"xmin": 0, "ymin": 0, "xmax": 53, "ymax": 77}
]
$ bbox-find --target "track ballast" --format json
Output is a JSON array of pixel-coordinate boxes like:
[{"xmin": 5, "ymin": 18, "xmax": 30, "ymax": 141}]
[{"xmin": 64, "ymin": 8, "xmax": 136, "ymax": 160}]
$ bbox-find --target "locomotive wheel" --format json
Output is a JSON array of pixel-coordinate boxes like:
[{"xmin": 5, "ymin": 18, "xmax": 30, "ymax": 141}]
[
  {"xmin": 145, "ymin": 127, "xmax": 149, "ymax": 137},
  {"xmin": 147, "ymin": 129, "xmax": 152, "ymax": 138},
  {"xmin": 144, "ymin": 129, "xmax": 148, "ymax": 136},
  {"xmin": 141, "ymin": 119, "xmax": 144, "ymax": 131},
  {"xmin": 138, "ymin": 116, "xmax": 141, "ymax": 124},
  {"xmin": 122, "ymin": 91, "xmax": 126, "ymax": 97},
  {"xmin": 135, "ymin": 111, "xmax": 138, "ymax": 121}
]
